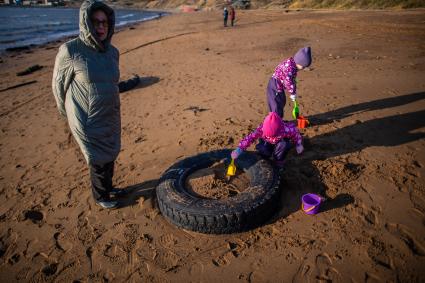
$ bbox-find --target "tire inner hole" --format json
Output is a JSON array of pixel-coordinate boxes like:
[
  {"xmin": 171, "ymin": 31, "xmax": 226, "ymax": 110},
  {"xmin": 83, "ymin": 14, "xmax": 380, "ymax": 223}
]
[{"xmin": 185, "ymin": 160, "xmax": 250, "ymax": 200}]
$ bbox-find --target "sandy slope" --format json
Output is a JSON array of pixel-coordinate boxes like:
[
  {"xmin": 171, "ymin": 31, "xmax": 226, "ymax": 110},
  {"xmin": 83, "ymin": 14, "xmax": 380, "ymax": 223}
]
[{"xmin": 0, "ymin": 8, "xmax": 424, "ymax": 282}]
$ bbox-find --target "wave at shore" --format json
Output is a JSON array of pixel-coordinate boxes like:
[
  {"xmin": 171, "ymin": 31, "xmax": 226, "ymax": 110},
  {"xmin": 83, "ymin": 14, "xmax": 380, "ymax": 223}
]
[{"xmin": 0, "ymin": 6, "xmax": 165, "ymax": 52}]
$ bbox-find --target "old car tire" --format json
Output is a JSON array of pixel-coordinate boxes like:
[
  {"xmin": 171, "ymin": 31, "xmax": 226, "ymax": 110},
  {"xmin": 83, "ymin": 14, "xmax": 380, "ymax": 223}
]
[{"xmin": 156, "ymin": 149, "xmax": 281, "ymax": 234}]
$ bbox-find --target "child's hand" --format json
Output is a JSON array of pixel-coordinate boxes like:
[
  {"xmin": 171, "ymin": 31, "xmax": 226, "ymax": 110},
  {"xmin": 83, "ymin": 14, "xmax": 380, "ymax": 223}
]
[
  {"xmin": 296, "ymin": 144, "xmax": 304, "ymax": 154},
  {"xmin": 290, "ymin": 94, "xmax": 297, "ymax": 102},
  {"xmin": 231, "ymin": 147, "xmax": 242, "ymax": 159}
]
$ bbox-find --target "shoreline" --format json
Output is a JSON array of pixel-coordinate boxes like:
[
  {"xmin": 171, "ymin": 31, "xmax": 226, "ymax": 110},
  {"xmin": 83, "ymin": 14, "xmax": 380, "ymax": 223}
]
[
  {"xmin": 0, "ymin": 7, "xmax": 170, "ymax": 54},
  {"xmin": 0, "ymin": 3, "xmax": 177, "ymax": 11},
  {"xmin": 1, "ymin": 2, "xmax": 424, "ymax": 10},
  {"xmin": 3, "ymin": 4, "xmax": 424, "ymax": 55}
]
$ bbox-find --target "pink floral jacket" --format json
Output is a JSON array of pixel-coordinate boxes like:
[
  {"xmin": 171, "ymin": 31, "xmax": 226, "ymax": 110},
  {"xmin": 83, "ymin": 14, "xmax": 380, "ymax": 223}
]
[
  {"xmin": 272, "ymin": 57, "xmax": 298, "ymax": 95},
  {"xmin": 238, "ymin": 122, "xmax": 303, "ymax": 150}
]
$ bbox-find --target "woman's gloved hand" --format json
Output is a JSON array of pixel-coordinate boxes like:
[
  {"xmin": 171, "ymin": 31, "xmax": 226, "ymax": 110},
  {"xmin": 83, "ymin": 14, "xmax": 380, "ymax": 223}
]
[
  {"xmin": 231, "ymin": 147, "xmax": 243, "ymax": 159},
  {"xmin": 296, "ymin": 144, "xmax": 304, "ymax": 154}
]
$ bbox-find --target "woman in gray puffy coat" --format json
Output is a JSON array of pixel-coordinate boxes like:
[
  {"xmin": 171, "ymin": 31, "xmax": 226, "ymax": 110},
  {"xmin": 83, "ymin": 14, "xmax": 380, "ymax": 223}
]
[{"xmin": 52, "ymin": 0, "xmax": 126, "ymax": 209}]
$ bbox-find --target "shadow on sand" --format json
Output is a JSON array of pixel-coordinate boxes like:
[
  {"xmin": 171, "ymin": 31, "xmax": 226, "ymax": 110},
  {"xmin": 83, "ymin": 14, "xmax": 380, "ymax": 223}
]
[
  {"xmin": 114, "ymin": 92, "xmax": 425, "ymax": 225},
  {"xmin": 276, "ymin": 91, "xmax": 425, "ymax": 219},
  {"xmin": 118, "ymin": 179, "xmax": 159, "ymax": 208},
  {"xmin": 119, "ymin": 75, "xmax": 160, "ymax": 93},
  {"xmin": 309, "ymin": 91, "xmax": 425, "ymax": 126}
]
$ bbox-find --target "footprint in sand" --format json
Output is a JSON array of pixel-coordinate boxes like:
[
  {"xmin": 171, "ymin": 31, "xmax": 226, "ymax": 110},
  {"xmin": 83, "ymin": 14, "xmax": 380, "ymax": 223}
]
[
  {"xmin": 15, "ymin": 266, "xmax": 31, "ymax": 281},
  {"xmin": 23, "ymin": 209, "xmax": 44, "ymax": 225},
  {"xmin": 386, "ymin": 222, "xmax": 425, "ymax": 256},
  {"xmin": 292, "ymin": 261, "xmax": 312, "ymax": 283},
  {"xmin": 103, "ymin": 241, "xmax": 127, "ymax": 264},
  {"xmin": 153, "ymin": 249, "xmax": 180, "ymax": 271},
  {"xmin": 409, "ymin": 190, "xmax": 425, "ymax": 212},
  {"xmin": 364, "ymin": 210, "xmax": 379, "ymax": 226},
  {"xmin": 365, "ymin": 272, "xmax": 382, "ymax": 283},
  {"xmin": 189, "ymin": 261, "xmax": 204, "ymax": 275},
  {"xmin": 248, "ymin": 270, "xmax": 268, "ymax": 283},
  {"xmin": 228, "ymin": 241, "xmax": 245, "ymax": 258},
  {"xmin": 367, "ymin": 237, "xmax": 394, "ymax": 270},
  {"xmin": 124, "ymin": 223, "xmax": 139, "ymax": 250},
  {"xmin": 408, "ymin": 208, "xmax": 425, "ymax": 226},
  {"xmin": 41, "ymin": 263, "xmax": 58, "ymax": 277},
  {"xmin": 103, "ymin": 271, "xmax": 115, "ymax": 282},
  {"xmin": 315, "ymin": 253, "xmax": 341, "ymax": 282},
  {"xmin": 212, "ymin": 250, "xmax": 234, "ymax": 267},
  {"xmin": 135, "ymin": 244, "xmax": 156, "ymax": 262},
  {"xmin": 8, "ymin": 252, "xmax": 21, "ymax": 265},
  {"xmin": 158, "ymin": 234, "xmax": 178, "ymax": 248},
  {"xmin": 54, "ymin": 232, "xmax": 73, "ymax": 252},
  {"xmin": 212, "ymin": 241, "xmax": 249, "ymax": 267},
  {"xmin": 77, "ymin": 222, "xmax": 104, "ymax": 247}
]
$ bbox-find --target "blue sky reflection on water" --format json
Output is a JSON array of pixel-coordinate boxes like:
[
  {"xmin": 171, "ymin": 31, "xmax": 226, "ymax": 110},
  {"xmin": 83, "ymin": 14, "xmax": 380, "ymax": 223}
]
[{"xmin": 0, "ymin": 6, "xmax": 162, "ymax": 51}]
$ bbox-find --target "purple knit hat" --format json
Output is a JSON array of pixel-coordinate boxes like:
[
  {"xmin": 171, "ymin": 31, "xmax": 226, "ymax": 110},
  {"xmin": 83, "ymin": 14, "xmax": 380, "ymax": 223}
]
[{"xmin": 294, "ymin": 46, "xmax": 312, "ymax": 68}]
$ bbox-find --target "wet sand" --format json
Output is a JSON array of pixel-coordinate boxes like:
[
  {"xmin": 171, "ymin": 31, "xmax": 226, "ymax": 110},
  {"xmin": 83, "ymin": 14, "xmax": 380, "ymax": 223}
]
[{"xmin": 0, "ymin": 9, "xmax": 424, "ymax": 282}]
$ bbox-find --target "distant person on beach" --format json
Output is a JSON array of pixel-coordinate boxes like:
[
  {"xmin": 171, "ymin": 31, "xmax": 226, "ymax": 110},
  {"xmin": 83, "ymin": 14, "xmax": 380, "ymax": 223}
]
[
  {"xmin": 267, "ymin": 46, "xmax": 312, "ymax": 118},
  {"xmin": 231, "ymin": 112, "xmax": 304, "ymax": 169},
  {"xmin": 52, "ymin": 0, "xmax": 125, "ymax": 209},
  {"xmin": 229, "ymin": 5, "xmax": 235, "ymax": 26},
  {"xmin": 223, "ymin": 7, "xmax": 228, "ymax": 27}
]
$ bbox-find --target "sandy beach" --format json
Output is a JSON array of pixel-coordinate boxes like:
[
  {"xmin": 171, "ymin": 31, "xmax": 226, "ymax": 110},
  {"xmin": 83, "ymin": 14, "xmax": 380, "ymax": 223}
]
[{"xmin": 0, "ymin": 8, "xmax": 424, "ymax": 282}]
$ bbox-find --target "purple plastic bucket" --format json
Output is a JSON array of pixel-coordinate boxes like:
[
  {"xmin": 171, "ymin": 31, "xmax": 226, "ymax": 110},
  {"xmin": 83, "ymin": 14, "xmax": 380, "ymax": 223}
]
[{"xmin": 301, "ymin": 193, "xmax": 322, "ymax": 215}]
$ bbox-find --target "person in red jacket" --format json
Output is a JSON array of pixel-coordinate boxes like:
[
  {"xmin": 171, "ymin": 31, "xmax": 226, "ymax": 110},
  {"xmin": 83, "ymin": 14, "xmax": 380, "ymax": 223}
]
[{"xmin": 229, "ymin": 5, "xmax": 235, "ymax": 26}]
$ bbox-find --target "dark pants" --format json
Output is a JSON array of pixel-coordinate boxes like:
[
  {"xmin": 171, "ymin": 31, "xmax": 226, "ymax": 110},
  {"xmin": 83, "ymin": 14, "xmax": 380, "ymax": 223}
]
[
  {"xmin": 89, "ymin": 161, "xmax": 114, "ymax": 201},
  {"xmin": 231, "ymin": 18, "xmax": 234, "ymax": 26},
  {"xmin": 255, "ymin": 139, "xmax": 291, "ymax": 167},
  {"xmin": 224, "ymin": 17, "xmax": 228, "ymax": 27},
  {"xmin": 266, "ymin": 77, "xmax": 286, "ymax": 118}
]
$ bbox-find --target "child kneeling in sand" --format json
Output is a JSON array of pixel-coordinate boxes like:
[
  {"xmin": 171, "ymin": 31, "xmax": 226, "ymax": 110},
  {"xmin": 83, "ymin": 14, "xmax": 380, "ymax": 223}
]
[
  {"xmin": 231, "ymin": 112, "xmax": 304, "ymax": 168},
  {"xmin": 267, "ymin": 46, "xmax": 312, "ymax": 118}
]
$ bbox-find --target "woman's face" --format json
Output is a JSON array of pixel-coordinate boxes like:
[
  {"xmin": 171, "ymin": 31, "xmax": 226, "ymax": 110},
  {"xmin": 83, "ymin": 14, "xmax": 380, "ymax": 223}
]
[{"xmin": 91, "ymin": 10, "xmax": 108, "ymax": 41}]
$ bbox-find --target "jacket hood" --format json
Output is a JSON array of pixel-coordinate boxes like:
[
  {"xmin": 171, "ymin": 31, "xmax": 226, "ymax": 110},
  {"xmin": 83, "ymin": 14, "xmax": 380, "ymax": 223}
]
[{"xmin": 79, "ymin": 0, "xmax": 115, "ymax": 52}]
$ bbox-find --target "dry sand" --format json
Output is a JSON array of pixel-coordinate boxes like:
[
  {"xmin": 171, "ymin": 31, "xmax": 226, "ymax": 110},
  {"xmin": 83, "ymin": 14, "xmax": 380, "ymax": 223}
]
[{"xmin": 0, "ymin": 8, "xmax": 425, "ymax": 282}]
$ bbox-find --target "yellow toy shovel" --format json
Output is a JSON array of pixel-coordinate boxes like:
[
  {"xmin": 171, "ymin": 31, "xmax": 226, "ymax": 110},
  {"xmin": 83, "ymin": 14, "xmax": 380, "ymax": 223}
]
[{"xmin": 226, "ymin": 159, "xmax": 236, "ymax": 177}]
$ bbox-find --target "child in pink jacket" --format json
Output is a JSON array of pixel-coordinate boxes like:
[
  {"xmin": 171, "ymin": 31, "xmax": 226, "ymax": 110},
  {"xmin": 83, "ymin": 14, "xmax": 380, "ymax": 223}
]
[
  {"xmin": 231, "ymin": 112, "xmax": 304, "ymax": 168},
  {"xmin": 267, "ymin": 46, "xmax": 312, "ymax": 118}
]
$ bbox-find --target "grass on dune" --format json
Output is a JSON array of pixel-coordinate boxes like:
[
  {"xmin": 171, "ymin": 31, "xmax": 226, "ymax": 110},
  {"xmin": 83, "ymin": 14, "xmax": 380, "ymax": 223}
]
[{"xmin": 288, "ymin": 0, "xmax": 425, "ymax": 9}]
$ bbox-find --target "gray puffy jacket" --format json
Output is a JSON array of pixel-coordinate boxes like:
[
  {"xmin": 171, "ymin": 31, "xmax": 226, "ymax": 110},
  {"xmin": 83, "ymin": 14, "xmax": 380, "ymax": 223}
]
[{"xmin": 52, "ymin": 0, "xmax": 120, "ymax": 165}]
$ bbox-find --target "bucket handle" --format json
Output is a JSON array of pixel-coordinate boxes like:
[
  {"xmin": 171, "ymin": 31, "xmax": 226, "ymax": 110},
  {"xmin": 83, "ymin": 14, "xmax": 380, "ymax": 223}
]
[{"xmin": 302, "ymin": 203, "xmax": 316, "ymax": 213}]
